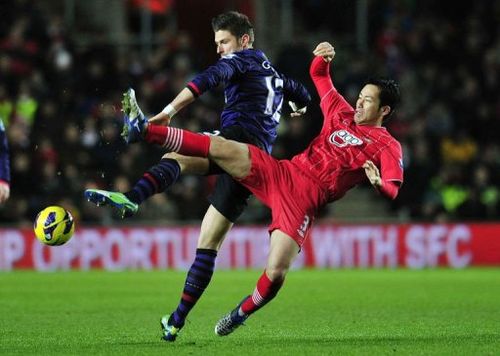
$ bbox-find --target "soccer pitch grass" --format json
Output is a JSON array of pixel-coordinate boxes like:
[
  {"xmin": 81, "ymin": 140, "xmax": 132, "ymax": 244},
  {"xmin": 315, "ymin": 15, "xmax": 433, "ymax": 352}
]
[{"xmin": 1, "ymin": 269, "xmax": 499, "ymax": 355}]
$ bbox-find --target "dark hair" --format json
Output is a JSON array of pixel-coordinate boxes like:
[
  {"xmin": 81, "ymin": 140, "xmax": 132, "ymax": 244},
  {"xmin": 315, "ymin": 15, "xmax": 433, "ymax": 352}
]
[
  {"xmin": 212, "ymin": 11, "xmax": 254, "ymax": 44},
  {"xmin": 365, "ymin": 78, "xmax": 401, "ymax": 119}
]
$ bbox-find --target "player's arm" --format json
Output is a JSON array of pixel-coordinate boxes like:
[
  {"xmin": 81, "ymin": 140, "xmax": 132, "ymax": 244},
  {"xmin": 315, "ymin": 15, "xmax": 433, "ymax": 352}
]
[
  {"xmin": 310, "ymin": 42, "xmax": 353, "ymax": 121},
  {"xmin": 149, "ymin": 57, "xmax": 240, "ymax": 125},
  {"xmin": 0, "ymin": 180, "xmax": 9, "ymax": 203},
  {"xmin": 363, "ymin": 145, "xmax": 404, "ymax": 200},
  {"xmin": 310, "ymin": 42, "xmax": 335, "ymax": 98},
  {"xmin": 0, "ymin": 120, "xmax": 10, "ymax": 203},
  {"xmin": 363, "ymin": 161, "xmax": 400, "ymax": 200},
  {"xmin": 281, "ymin": 75, "xmax": 311, "ymax": 117},
  {"xmin": 149, "ymin": 88, "xmax": 196, "ymax": 125}
]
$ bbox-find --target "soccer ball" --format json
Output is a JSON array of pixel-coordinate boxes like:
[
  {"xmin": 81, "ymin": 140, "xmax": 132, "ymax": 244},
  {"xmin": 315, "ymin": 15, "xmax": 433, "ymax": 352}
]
[{"xmin": 34, "ymin": 206, "xmax": 75, "ymax": 246}]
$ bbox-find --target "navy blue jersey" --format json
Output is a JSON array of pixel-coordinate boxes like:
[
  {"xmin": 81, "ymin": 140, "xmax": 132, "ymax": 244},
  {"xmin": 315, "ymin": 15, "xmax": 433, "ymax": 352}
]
[
  {"xmin": 0, "ymin": 118, "xmax": 10, "ymax": 183},
  {"xmin": 187, "ymin": 49, "xmax": 311, "ymax": 153}
]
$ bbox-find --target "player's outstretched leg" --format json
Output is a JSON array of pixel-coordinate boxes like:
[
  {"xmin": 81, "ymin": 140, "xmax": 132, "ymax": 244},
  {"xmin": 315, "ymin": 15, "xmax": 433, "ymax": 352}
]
[
  {"xmin": 84, "ymin": 158, "xmax": 180, "ymax": 218},
  {"xmin": 84, "ymin": 189, "xmax": 138, "ymax": 218},
  {"xmin": 214, "ymin": 296, "xmax": 249, "ymax": 336},
  {"xmin": 121, "ymin": 88, "xmax": 148, "ymax": 144}
]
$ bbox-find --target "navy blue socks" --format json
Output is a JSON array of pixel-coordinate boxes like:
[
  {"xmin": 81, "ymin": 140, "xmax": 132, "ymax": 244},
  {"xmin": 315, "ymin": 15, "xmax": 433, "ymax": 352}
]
[
  {"xmin": 125, "ymin": 158, "xmax": 180, "ymax": 204},
  {"xmin": 170, "ymin": 248, "xmax": 217, "ymax": 328}
]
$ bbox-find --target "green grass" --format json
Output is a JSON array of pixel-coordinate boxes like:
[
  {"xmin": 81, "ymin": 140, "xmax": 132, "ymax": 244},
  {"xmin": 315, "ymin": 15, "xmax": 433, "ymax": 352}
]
[{"xmin": 0, "ymin": 269, "xmax": 499, "ymax": 355}]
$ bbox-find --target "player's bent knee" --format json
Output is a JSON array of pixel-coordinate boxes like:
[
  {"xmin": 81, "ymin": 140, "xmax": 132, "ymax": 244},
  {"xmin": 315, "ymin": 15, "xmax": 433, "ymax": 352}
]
[
  {"xmin": 162, "ymin": 152, "xmax": 209, "ymax": 174},
  {"xmin": 265, "ymin": 266, "xmax": 288, "ymax": 282},
  {"xmin": 162, "ymin": 152, "xmax": 180, "ymax": 160},
  {"xmin": 208, "ymin": 136, "xmax": 231, "ymax": 156}
]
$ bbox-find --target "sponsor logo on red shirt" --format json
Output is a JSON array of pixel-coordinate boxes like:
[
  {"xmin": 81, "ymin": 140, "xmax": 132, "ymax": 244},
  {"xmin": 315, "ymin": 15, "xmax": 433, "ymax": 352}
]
[{"xmin": 329, "ymin": 130, "xmax": 363, "ymax": 147}]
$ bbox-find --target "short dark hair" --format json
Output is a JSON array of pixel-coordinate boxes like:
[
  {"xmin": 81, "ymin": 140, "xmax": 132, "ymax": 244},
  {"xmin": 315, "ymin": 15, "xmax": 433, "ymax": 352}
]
[
  {"xmin": 212, "ymin": 11, "xmax": 254, "ymax": 44},
  {"xmin": 365, "ymin": 78, "xmax": 401, "ymax": 119}
]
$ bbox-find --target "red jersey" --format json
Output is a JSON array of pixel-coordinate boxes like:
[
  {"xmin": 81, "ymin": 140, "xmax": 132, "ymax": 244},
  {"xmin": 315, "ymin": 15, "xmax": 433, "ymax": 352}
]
[{"xmin": 291, "ymin": 57, "xmax": 403, "ymax": 202}]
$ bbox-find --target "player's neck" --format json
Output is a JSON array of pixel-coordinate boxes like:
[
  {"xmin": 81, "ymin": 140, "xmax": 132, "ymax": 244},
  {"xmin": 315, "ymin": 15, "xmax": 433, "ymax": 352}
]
[{"xmin": 357, "ymin": 121, "xmax": 383, "ymax": 128}]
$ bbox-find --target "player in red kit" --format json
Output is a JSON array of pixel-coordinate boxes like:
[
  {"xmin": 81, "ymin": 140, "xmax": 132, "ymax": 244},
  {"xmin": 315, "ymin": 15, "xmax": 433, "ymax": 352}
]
[{"xmin": 121, "ymin": 41, "xmax": 403, "ymax": 336}]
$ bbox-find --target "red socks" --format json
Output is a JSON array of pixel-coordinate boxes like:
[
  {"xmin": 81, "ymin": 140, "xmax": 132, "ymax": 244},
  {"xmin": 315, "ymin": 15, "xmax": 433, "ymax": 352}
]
[
  {"xmin": 241, "ymin": 270, "xmax": 284, "ymax": 315},
  {"xmin": 145, "ymin": 125, "xmax": 210, "ymax": 157}
]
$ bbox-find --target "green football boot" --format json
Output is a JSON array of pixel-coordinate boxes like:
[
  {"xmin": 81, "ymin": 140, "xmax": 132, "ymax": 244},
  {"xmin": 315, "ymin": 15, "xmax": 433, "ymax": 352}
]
[
  {"xmin": 84, "ymin": 189, "xmax": 138, "ymax": 218},
  {"xmin": 160, "ymin": 314, "xmax": 182, "ymax": 342},
  {"xmin": 121, "ymin": 88, "xmax": 148, "ymax": 144}
]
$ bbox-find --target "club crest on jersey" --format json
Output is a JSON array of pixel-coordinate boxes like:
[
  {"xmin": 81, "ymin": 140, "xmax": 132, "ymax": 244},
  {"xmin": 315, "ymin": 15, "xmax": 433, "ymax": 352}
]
[{"xmin": 329, "ymin": 130, "xmax": 363, "ymax": 147}]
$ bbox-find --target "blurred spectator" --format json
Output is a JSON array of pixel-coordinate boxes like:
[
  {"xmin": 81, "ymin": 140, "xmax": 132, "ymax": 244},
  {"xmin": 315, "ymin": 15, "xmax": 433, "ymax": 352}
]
[
  {"xmin": 441, "ymin": 130, "xmax": 478, "ymax": 165},
  {"xmin": 457, "ymin": 165, "xmax": 499, "ymax": 220}
]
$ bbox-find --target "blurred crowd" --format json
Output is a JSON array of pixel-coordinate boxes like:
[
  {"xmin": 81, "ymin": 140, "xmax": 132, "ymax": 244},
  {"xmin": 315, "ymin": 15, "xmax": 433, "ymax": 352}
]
[
  {"xmin": 0, "ymin": 1, "xmax": 499, "ymax": 226},
  {"xmin": 369, "ymin": 0, "xmax": 500, "ymax": 222}
]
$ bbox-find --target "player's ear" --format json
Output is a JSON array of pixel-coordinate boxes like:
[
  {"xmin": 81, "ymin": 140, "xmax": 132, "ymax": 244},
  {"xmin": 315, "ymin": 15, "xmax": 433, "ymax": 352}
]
[
  {"xmin": 380, "ymin": 105, "xmax": 391, "ymax": 118},
  {"xmin": 239, "ymin": 34, "xmax": 250, "ymax": 48}
]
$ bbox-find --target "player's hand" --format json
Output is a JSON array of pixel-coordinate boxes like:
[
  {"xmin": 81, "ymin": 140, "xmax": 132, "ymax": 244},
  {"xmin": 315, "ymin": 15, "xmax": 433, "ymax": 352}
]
[
  {"xmin": 362, "ymin": 160, "xmax": 382, "ymax": 188},
  {"xmin": 148, "ymin": 112, "xmax": 172, "ymax": 126},
  {"xmin": 289, "ymin": 101, "xmax": 307, "ymax": 117},
  {"xmin": 313, "ymin": 42, "xmax": 335, "ymax": 62},
  {"xmin": 0, "ymin": 181, "xmax": 10, "ymax": 204}
]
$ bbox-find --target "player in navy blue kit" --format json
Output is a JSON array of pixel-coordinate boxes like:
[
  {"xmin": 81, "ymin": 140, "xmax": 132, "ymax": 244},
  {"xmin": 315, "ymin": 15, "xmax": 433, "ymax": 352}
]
[
  {"xmin": 84, "ymin": 11, "xmax": 310, "ymax": 341},
  {"xmin": 0, "ymin": 117, "xmax": 10, "ymax": 204}
]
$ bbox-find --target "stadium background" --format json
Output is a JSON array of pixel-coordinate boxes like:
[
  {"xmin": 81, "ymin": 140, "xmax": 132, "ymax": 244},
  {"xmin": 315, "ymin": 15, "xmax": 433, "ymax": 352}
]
[
  {"xmin": 1, "ymin": 1, "xmax": 499, "ymax": 354},
  {"xmin": 1, "ymin": 0, "xmax": 499, "ymax": 227}
]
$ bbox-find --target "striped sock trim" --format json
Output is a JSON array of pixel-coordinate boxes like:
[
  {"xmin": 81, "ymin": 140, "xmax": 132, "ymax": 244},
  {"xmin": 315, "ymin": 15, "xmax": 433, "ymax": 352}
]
[
  {"xmin": 164, "ymin": 127, "xmax": 182, "ymax": 151},
  {"xmin": 251, "ymin": 287, "xmax": 265, "ymax": 306},
  {"xmin": 241, "ymin": 270, "xmax": 284, "ymax": 315},
  {"xmin": 143, "ymin": 172, "xmax": 159, "ymax": 192}
]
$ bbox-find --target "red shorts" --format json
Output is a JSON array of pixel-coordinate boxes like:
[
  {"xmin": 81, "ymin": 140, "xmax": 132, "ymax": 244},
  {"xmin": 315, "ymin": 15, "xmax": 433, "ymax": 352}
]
[{"xmin": 238, "ymin": 145, "xmax": 328, "ymax": 246}]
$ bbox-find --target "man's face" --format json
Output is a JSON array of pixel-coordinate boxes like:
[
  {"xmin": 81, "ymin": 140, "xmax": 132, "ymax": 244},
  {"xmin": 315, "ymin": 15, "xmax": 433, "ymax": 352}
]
[
  {"xmin": 214, "ymin": 30, "xmax": 243, "ymax": 57},
  {"xmin": 355, "ymin": 84, "xmax": 387, "ymax": 125}
]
